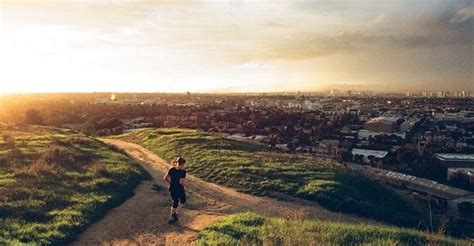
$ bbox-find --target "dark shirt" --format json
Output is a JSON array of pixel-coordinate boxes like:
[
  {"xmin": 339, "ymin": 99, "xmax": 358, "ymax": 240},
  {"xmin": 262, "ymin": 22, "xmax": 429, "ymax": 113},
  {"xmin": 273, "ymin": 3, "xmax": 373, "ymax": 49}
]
[{"xmin": 167, "ymin": 167, "xmax": 186, "ymax": 192}]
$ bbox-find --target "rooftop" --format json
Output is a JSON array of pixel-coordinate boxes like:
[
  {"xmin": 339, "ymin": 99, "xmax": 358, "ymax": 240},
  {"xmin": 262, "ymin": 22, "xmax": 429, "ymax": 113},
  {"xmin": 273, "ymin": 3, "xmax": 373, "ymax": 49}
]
[
  {"xmin": 366, "ymin": 116, "xmax": 400, "ymax": 125},
  {"xmin": 352, "ymin": 148, "xmax": 388, "ymax": 158},
  {"xmin": 435, "ymin": 153, "xmax": 474, "ymax": 162}
]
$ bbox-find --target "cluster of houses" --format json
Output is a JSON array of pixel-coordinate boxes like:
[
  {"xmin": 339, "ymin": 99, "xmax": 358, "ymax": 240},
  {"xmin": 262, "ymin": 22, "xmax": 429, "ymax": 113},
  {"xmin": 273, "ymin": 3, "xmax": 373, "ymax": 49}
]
[
  {"xmin": 112, "ymin": 94, "xmax": 473, "ymax": 190},
  {"xmin": 92, "ymin": 93, "xmax": 474, "ymax": 220}
]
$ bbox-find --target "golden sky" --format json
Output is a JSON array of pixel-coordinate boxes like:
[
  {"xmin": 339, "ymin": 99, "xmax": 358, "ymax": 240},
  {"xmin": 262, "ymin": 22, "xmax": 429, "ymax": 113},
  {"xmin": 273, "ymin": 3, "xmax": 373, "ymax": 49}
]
[{"xmin": 0, "ymin": 0, "xmax": 473, "ymax": 93}]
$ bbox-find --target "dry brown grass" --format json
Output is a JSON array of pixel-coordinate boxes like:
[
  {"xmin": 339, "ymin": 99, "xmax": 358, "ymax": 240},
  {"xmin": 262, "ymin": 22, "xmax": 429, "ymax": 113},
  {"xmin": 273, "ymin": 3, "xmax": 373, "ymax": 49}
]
[{"xmin": 31, "ymin": 146, "xmax": 75, "ymax": 174}]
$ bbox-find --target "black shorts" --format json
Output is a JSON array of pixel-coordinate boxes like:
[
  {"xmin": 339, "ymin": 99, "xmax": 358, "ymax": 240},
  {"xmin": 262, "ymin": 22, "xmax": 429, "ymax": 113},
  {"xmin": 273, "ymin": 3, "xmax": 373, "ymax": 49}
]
[{"xmin": 170, "ymin": 189, "xmax": 186, "ymax": 208}]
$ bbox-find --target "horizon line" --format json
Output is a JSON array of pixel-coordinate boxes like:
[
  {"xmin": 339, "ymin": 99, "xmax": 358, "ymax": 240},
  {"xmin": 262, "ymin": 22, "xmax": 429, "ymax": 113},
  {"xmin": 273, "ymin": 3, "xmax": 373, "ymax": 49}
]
[{"xmin": 1, "ymin": 89, "xmax": 473, "ymax": 96}]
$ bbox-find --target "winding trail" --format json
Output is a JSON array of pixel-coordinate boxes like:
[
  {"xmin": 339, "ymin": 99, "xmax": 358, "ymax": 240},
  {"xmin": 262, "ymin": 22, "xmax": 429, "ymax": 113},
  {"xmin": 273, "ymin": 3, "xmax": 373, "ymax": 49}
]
[{"xmin": 72, "ymin": 139, "xmax": 378, "ymax": 246}]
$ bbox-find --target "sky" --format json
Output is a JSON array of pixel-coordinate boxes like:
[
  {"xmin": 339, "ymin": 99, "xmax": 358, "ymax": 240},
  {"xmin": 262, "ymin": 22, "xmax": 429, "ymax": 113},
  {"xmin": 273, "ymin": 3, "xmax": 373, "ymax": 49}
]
[{"xmin": 0, "ymin": 0, "xmax": 472, "ymax": 93}]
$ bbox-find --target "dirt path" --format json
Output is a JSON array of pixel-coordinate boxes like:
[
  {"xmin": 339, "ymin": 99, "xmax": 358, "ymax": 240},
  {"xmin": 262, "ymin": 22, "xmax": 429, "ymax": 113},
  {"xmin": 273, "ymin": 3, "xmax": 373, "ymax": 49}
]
[{"xmin": 72, "ymin": 139, "xmax": 378, "ymax": 246}]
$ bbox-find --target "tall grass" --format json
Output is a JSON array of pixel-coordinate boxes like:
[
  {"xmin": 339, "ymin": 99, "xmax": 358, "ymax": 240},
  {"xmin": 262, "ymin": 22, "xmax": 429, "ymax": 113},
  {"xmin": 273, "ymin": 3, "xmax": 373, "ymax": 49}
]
[{"xmin": 0, "ymin": 125, "xmax": 150, "ymax": 245}]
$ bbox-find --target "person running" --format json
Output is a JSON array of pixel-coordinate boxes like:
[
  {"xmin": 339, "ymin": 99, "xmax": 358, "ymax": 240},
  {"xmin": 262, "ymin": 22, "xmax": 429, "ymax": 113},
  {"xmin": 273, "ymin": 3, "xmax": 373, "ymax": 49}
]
[{"xmin": 163, "ymin": 157, "xmax": 187, "ymax": 224}]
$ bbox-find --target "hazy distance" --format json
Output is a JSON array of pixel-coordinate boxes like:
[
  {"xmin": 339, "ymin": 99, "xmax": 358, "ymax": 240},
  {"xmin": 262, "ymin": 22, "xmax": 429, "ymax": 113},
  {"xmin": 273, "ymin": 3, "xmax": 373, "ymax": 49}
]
[{"xmin": 0, "ymin": 0, "xmax": 472, "ymax": 93}]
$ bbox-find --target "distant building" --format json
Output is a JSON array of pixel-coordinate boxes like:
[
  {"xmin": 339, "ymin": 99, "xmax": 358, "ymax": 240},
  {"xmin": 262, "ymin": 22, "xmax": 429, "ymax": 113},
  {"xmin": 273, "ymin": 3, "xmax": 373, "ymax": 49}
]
[
  {"xmin": 447, "ymin": 194, "xmax": 474, "ymax": 222},
  {"xmin": 251, "ymin": 135, "xmax": 270, "ymax": 142},
  {"xmin": 287, "ymin": 102, "xmax": 303, "ymax": 109},
  {"xmin": 303, "ymin": 100, "xmax": 322, "ymax": 111},
  {"xmin": 434, "ymin": 113, "xmax": 463, "ymax": 122},
  {"xmin": 275, "ymin": 144, "xmax": 289, "ymax": 151},
  {"xmin": 400, "ymin": 119, "xmax": 419, "ymax": 133},
  {"xmin": 346, "ymin": 107, "xmax": 360, "ymax": 115},
  {"xmin": 434, "ymin": 112, "xmax": 474, "ymax": 123},
  {"xmin": 227, "ymin": 133, "xmax": 249, "ymax": 141},
  {"xmin": 379, "ymin": 170, "xmax": 471, "ymax": 200},
  {"xmin": 364, "ymin": 116, "xmax": 400, "ymax": 133},
  {"xmin": 434, "ymin": 153, "xmax": 474, "ymax": 180},
  {"xmin": 357, "ymin": 129, "xmax": 405, "ymax": 140},
  {"xmin": 351, "ymin": 148, "xmax": 388, "ymax": 164},
  {"xmin": 313, "ymin": 139, "xmax": 339, "ymax": 156}
]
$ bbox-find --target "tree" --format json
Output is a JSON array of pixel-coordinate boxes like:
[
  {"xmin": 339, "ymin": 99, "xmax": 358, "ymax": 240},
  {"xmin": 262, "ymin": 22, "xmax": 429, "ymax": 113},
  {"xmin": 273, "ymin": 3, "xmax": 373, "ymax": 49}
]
[
  {"xmin": 368, "ymin": 155, "xmax": 376, "ymax": 167},
  {"xmin": 450, "ymin": 172, "xmax": 472, "ymax": 190},
  {"xmin": 83, "ymin": 119, "xmax": 98, "ymax": 136},
  {"xmin": 340, "ymin": 148, "xmax": 353, "ymax": 162},
  {"xmin": 354, "ymin": 154, "xmax": 364, "ymax": 163},
  {"xmin": 97, "ymin": 118, "xmax": 122, "ymax": 130},
  {"xmin": 24, "ymin": 109, "xmax": 44, "ymax": 125}
]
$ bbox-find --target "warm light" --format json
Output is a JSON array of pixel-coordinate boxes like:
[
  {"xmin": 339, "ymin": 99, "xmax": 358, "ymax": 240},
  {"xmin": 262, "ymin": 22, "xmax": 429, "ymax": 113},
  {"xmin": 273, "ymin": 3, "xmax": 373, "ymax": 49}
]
[
  {"xmin": 0, "ymin": 1, "xmax": 470, "ymax": 93},
  {"xmin": 110, "ymin": 94, "xmax": 117, "ymax": 101}
]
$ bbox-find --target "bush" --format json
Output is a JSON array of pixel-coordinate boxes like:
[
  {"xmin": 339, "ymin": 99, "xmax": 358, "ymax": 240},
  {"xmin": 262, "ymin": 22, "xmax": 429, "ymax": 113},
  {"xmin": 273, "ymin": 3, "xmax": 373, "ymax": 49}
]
[
  {"xmin": 24, "ymin": 109, "xmax": 44, "ymax": 125},
  {"xmin": 32, "ymin": 147, "xmax": 75, "ymax": 173}
]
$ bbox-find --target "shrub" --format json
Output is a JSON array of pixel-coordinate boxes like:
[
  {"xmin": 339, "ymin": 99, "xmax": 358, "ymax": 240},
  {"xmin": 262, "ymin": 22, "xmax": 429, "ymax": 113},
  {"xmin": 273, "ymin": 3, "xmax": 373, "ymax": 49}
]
[
  {"xmin": 32, "ymin": 147, "xmax": 75, "ymax": 173},
  {"xmin": 24, "ymin": 109, "xmax": 44, "ymax": 125}
]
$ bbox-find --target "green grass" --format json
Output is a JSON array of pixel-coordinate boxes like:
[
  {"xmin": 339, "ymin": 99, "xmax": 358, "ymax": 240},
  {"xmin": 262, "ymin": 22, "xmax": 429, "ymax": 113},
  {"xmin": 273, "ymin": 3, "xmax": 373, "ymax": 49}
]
[
  {"xmin": 197, "ymin": 213, "xmax": 467, "ymax": 245},
  {"xmin": 117, "ymin": 128, "xmax": 426, "ymax": 228},
  {"xmin": 0, "ymin": 125, "xmax": 150, "ymax": 245}
]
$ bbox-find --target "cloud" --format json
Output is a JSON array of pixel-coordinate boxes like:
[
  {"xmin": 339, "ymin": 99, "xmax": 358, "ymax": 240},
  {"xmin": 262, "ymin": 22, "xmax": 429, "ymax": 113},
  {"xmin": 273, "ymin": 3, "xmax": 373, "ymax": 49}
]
[
  {"xmin": 450, "ymin": 7, "xmax": 474, "ymax": 23},
  {"xmin": 14, "ymin": 1, "xmax": 466, "ymax": 65},
  {"xmin": 2, "ymin": 0, "xmax": 472, "ymax": 92},
  {"xmin": 295, "ymin": 7, "xmax": 469, "ymax": 60}
]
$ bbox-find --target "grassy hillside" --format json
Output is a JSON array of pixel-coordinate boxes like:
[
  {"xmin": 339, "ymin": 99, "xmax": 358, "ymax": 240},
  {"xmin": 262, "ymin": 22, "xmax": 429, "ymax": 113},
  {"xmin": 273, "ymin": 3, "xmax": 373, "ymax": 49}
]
[
  {"xmin": 197, "ymin": 213, "xmax": 466, "ymax": 245},
  {"xmin": 0, "ymin": 125, "xmax": 150, "ymax": 245},
  {"xmin": 118, "ymin": 128, "xmax": 427, "ymax": 228}
]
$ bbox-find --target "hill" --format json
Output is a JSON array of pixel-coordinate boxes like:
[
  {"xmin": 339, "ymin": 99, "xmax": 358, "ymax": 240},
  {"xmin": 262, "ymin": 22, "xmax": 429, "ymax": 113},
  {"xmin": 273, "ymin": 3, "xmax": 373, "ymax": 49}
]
[
  {"xmin": 197, "ymin": 213, "xmax": 465, "ymax": 245},
  {"xmin": 0, "ymin": 125, "xmax": 149, "ymax": 245},
  {"xmin": 117, "ymin": 128, "xmax": 427, "ymax": 228}
]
